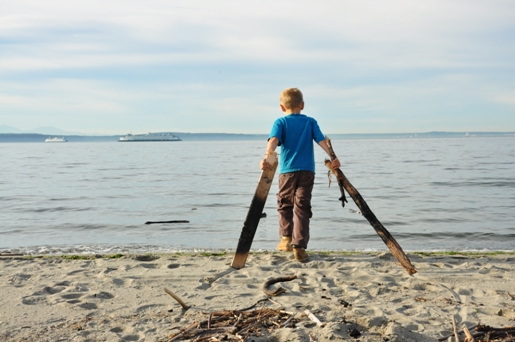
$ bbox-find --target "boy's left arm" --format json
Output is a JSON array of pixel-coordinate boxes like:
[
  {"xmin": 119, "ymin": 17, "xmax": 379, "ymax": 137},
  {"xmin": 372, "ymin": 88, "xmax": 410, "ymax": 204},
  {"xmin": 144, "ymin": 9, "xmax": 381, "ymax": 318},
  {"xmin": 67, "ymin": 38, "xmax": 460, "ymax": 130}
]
[{"xmin": 318, "ymin": 140, "xmax": 340, "ymax": 169}]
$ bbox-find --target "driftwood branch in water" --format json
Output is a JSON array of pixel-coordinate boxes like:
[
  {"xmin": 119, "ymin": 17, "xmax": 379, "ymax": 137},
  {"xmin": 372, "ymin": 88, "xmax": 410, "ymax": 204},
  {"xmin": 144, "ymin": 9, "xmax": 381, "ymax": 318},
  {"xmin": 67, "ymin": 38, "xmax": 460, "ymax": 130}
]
[
  {"xmin": 262, "ymin": 275, "xmax": 297, "ymax": 297},
  {"xmin": 324, "ymin": 136, "xmax": 417, "ymax": 275},
  {"xmin": 164, "ymin": 287, "xmax": 190, "ymax": 309},
  {"xmin": 145, "ymin": 220, "xmax": 189, "ymax": 225}
]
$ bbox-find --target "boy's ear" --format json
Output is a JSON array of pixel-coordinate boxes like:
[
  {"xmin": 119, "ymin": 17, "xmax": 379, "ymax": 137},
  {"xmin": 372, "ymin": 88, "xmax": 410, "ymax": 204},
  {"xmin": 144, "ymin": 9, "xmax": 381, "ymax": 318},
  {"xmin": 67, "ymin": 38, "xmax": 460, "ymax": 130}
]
[
  {"xmin": 300, "ymin": 102, "xmax": 305, "ymax": 110},
  {"xmin": 280, "ymin": 104, "xmax": 287, "ymax": 112}
]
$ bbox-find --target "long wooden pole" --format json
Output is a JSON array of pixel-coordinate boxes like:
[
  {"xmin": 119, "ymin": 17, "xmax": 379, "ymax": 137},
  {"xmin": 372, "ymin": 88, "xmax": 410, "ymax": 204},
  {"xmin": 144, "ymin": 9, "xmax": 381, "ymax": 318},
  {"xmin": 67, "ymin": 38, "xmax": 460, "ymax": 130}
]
[{"xmin": 325, "ymin": 136, "xmax": 416, "ymax": 275}]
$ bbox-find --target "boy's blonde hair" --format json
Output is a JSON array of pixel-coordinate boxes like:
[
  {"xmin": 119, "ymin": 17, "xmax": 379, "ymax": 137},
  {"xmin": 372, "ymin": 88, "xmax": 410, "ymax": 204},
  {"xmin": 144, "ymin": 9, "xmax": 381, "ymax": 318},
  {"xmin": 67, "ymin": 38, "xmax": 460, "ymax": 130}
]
[{"xmin": 280, "ymin": 88, "xmax": 304, "ymax": 110}]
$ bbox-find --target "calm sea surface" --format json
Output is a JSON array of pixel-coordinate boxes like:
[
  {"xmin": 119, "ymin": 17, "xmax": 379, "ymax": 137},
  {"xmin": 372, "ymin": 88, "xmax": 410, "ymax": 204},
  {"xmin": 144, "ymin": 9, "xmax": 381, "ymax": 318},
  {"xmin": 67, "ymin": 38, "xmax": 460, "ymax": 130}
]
[{"xmin": 1, "ymin": 137, "xmax": 514, "ymax": 255}]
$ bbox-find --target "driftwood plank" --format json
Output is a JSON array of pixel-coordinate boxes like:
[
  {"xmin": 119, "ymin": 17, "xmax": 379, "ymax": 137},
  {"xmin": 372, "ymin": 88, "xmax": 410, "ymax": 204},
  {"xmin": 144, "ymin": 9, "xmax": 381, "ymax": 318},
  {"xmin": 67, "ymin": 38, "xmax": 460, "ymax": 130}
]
[
  {"xmin": 231, "ymin": 152, "xmax": 278, "ymax": 269},
  {"xmin": 324, "ymin": 136, "xmax": 416, "ymax": 275}
]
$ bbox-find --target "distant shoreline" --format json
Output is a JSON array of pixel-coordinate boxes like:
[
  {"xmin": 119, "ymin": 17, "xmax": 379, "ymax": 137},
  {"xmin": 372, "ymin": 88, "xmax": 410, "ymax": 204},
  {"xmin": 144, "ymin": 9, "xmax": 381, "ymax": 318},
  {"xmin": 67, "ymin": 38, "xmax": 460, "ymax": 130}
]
[{"xmin": 1, "ymin": 131, "xmax": 514, "ymax": 142}]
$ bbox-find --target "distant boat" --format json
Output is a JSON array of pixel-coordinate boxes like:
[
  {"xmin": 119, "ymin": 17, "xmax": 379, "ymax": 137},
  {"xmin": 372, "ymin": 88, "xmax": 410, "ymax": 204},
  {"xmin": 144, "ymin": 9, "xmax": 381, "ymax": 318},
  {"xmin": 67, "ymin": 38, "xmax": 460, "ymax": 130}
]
[
  {"xmin": 45, "ymin": 137, "xmax": 67, "ymax": 143},
  {"xmin": 118, "ymin": 132, "xmax": 181, "ymax": 142}
]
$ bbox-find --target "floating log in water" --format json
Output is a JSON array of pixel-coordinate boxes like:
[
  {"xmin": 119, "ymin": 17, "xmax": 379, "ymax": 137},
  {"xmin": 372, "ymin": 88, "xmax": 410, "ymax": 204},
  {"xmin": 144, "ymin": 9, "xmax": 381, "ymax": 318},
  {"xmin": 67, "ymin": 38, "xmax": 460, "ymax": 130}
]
[
  {"xmin": 145, "ymin": 220, "xmax": 189, "ymax": 225},
  {"xmin": 324, "ymin": 136, "xmax": 416, "ymax": 275}
]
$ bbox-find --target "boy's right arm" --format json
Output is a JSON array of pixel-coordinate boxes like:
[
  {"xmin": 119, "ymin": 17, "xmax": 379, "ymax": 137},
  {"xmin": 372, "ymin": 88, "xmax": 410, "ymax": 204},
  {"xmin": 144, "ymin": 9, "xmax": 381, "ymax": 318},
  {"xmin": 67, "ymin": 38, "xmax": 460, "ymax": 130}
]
[{"xmin": 260, "ymin": 137, "xmax": 279, "ymax": 170}]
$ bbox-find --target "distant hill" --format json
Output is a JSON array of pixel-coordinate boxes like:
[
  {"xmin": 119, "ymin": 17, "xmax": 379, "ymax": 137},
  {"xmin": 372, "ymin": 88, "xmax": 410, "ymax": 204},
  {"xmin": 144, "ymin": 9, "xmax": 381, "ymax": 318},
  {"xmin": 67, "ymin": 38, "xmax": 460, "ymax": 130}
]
[
  {"xmin": 0, "ymin": 133, "xmax": 121, "ymax": 143},
  {"xmin": 0, "ymin": 125, "xmax": 23, "ymax": 133},
  {"xmin": 1, "ymin": 130, "xmax": 514, "ymax": 143},
  {"xmin": 0, "ymin": 125, "xmax": 84, "ymax": 135}
]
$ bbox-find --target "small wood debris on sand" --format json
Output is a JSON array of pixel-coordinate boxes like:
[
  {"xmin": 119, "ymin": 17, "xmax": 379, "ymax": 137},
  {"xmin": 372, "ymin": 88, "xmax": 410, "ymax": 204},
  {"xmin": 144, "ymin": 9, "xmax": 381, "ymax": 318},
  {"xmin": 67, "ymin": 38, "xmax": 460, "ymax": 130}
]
[{"xmin": 165, "ymin": 306, "xmax": 299, "ymax": 341}]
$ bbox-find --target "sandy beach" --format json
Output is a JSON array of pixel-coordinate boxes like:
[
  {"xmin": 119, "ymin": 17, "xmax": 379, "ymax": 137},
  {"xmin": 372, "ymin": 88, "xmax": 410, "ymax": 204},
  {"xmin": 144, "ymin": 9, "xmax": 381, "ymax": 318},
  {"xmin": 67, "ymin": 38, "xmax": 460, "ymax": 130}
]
[{"xmin": 1, "ymin": 251, "xmax": 514, "ymax": 341}]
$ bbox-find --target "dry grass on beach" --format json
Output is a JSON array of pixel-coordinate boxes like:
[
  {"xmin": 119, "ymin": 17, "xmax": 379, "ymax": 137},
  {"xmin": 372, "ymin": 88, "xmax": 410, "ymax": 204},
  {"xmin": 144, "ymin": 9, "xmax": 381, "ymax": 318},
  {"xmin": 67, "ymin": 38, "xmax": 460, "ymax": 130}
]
[{"xmin": 1, "ymin": 251, "xmax": 515, "ymax": 341}]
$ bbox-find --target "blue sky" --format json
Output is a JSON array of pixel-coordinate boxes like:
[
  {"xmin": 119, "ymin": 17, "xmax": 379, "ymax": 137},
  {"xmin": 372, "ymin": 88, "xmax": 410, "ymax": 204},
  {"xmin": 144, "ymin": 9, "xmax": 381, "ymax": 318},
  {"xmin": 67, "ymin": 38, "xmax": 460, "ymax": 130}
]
[{"xmin": 1, "ymin": 0, "xmax": 514, "ymax": 134}]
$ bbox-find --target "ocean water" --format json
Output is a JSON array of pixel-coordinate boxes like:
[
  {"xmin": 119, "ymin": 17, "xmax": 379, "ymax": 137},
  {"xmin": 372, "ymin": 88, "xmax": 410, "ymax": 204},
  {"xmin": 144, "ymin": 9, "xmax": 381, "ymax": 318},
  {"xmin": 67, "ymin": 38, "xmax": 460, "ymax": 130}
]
[{"xmin": 1, "ymin": 137, "xmax": 514, "ymax": 255}]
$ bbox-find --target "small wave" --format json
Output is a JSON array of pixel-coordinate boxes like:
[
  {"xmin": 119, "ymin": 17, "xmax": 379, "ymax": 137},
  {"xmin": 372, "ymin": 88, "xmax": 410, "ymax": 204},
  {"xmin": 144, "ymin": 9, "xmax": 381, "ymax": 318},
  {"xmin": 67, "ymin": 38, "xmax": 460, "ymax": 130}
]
[
  {"xmin": 431, "ymin": 180, "xmax": 515, "ymax": 188},
  {"xmin": 2, "ymin": 244, "xmax": 512, "ymax": 256},
  {"xmin": 19, "ymin": 206, "xmax": 94, "ymax": 213}
]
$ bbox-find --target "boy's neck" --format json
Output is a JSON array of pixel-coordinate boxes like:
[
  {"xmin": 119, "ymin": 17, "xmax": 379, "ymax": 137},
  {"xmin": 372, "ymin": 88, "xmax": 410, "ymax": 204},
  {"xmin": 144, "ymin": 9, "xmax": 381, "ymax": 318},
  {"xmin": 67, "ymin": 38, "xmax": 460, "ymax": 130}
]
[
  {"xmin": 280, "ymin": 103, "xmax": 304, "ymax": 115},
  {"xmin": 284, "ymin": 107, "xmax": 303, "ymax": 115}
]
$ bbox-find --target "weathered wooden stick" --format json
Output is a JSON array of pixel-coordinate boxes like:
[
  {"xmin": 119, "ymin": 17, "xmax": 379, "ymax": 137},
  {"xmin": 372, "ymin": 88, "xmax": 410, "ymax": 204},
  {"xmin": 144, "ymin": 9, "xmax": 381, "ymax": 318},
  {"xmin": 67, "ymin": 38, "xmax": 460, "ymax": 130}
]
[
  {"xmin": 304, "ymin": 309, "xmax": 324, "ymax": 327},
  {"xmin": 438, "ymin": 324, "xmax": 478, "ymax": 341},
  {"xmin": 463, "ymin": 326, "xmax": 475, "ymax": 342},
  {"xmin": 473, "ymin": 326, "xmax": 515, "ymax": 339},
  {"xmin": 324, "ymin": 136, "xmax": 417, "ymax": 275},
  {"xmin": 145, "ymin": 220, "xmax": 189, "ymax": 225},
  {"xmin": 452, "ymin": 315, "xmax": 461, "ymax": 342},
  {"xmin": 262, "ymin": 275, "xmax": 298, "ymax": 297},
  {"xmin": 282, "ymin": 314, "xmax": 295, "ymax": 327},
  {"xmin": 169, "ymin": 321, "xmax": 198, "ymax": 341},
  {"xmin": 164, "ymin": 287, "xmax": 190, "ymax": 309}
]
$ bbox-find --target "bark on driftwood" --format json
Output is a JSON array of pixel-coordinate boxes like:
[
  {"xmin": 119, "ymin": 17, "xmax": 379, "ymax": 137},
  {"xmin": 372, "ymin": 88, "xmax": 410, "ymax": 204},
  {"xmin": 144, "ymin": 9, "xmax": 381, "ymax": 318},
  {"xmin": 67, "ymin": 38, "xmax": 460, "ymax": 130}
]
[{"xmin": 324, "ymin": 136, "xmax": 417, "ymax": 275}]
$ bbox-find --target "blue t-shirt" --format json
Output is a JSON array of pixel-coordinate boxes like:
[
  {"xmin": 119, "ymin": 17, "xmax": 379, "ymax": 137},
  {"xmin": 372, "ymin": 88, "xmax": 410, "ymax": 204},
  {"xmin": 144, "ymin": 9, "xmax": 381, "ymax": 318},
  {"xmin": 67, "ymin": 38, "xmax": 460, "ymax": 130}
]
[{"xmin": 268, "ymin": 114, "xmax": 325, "ymax": 174}]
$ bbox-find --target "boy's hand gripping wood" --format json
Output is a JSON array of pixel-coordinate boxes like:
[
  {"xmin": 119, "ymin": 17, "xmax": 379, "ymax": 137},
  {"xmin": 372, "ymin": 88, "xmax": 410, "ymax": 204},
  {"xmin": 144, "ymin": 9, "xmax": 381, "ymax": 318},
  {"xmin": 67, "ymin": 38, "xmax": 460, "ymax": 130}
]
[
  {"xmin": 324, "ymin": 136, "xmax": 416, "ymax": 275},
  {"xmin": 231, "ymin": 152, "xmax": 278, "ymax": 269}
]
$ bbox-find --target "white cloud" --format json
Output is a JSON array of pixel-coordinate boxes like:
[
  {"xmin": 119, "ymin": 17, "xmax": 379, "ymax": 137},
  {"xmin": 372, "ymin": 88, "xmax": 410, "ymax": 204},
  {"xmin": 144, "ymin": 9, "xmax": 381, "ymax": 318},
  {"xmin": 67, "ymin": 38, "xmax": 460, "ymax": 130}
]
[{"xmin": 0, "ymin": 0, "xmax": 514, "ymax": 133}]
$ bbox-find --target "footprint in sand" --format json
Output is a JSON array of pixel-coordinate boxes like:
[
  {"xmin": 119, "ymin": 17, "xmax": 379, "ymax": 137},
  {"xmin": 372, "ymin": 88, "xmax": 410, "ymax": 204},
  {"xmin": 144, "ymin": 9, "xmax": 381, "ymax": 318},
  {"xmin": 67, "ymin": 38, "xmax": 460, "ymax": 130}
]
[
  {"xmin": 9, "ymin": 273, "xmax": 32, "ymax": 287},
  {"xmin": 135, "ymin": 304, "xmax": 165, "ymax": 313},
  {"xmin": 21, "ymin": 296, "xmax": 48, "ymax": 305},
  {"xmin": 22, "ymin": 282, "xmax": 70, "ymax": 305},
  {"xmin": 78, "ymin": 302, "xmax": 98, "ymax": 310}
]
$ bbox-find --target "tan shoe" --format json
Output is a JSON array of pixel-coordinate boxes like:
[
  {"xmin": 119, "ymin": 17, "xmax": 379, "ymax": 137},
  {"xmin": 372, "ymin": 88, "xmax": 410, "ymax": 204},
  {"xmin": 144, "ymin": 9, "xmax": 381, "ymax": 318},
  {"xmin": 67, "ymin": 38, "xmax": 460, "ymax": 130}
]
[
  {"xmin": 277, "ymin": 236, "xmax": 293, "ymax": 251},
  {"xmin": 293, "ymin": 247, "xmax": 309, "ymax": 262}
]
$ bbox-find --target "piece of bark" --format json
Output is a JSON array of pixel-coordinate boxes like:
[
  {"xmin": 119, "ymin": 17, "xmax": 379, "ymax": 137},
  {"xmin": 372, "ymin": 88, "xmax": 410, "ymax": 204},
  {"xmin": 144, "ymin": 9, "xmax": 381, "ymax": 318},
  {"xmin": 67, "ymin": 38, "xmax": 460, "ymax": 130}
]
[
  {"xmin": 324, "ymin": 136, "xmax": 417, "ymax": 275},
  {"xmin": 262, "ymin": 275, "xmax": 297, "ymax": 297},
  {"xmin": 145, "ymin": 220, "xmax": 189, "ymax": 225}
]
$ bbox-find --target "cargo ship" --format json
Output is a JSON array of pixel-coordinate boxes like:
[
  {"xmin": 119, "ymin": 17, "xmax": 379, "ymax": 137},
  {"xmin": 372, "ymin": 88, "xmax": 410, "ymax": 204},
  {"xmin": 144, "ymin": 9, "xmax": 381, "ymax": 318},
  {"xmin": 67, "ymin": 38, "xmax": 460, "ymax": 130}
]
[{"xmin": 118, "ymin": 132, "xmax": 181, "ymax": 142}]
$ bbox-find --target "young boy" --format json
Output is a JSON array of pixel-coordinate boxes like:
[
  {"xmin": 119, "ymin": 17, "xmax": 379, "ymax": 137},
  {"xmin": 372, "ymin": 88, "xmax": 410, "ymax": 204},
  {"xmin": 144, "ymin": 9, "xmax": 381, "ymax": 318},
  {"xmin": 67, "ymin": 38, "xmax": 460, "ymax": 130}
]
[{"xmin": 261, "ymin": 88, "xmax": 340, "ymax": 262}]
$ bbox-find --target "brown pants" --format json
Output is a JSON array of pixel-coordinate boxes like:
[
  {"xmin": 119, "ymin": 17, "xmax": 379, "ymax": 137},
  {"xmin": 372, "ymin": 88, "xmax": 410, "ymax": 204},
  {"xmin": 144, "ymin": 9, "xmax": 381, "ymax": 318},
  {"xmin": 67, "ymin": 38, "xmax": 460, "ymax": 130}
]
[{"xmin": 277, "ymin": 171, "xmax": 315, "ymax": 249}]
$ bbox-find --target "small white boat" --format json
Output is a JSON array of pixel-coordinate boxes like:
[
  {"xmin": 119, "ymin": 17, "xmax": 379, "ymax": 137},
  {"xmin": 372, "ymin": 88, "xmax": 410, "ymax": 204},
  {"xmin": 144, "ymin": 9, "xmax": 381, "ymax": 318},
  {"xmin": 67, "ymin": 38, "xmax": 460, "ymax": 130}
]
[
  {"xmin": 119, "ymin": 132, "xmax": 181, "ymax": 142},
  {"xmin": 45, "ymin": 137, "xmax": 68, "ymax": 143}
]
